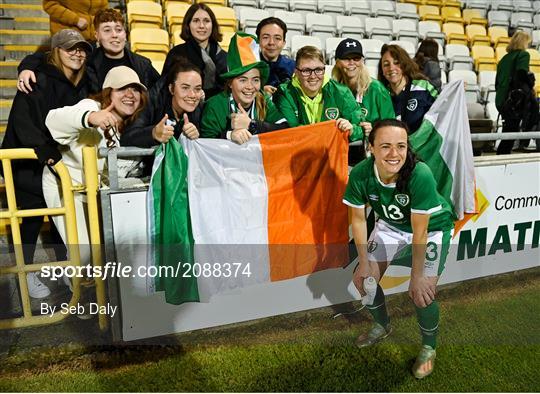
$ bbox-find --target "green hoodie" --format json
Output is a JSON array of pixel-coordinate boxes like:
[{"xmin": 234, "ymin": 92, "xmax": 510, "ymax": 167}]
[{"xmin": 273, "ymin": 77, "xmax": 365, "ymax": 141}]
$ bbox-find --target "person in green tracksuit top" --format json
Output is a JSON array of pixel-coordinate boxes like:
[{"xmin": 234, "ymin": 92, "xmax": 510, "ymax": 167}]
[
  {"xmin": 332, "ymin": 38, "xmax": 395, "ymax": 163},
  {"xmin": 273, "ymin": 45, "xmax": 364, "ymax": 141},
  {"xmin": 201, "ymin": 32, "xmax": 288, "ymax": 144}
]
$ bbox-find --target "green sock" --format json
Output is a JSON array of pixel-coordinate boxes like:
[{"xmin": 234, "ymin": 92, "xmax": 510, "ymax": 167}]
[
  {"xmin": 366, "ymin": 285, "xmax": 390, "ymax": 328},
  {"xmin": 415, "ymin": 301, "xmax": 439, "ymax": 349}
]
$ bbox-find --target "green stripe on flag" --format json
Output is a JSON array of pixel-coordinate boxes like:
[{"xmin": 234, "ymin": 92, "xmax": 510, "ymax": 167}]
[{"xmin": 149, "ymin": 139, "xmax": 199, "ymax": 304}]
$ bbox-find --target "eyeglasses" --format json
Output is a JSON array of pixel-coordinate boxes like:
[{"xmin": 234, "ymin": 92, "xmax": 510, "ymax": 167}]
[
  {"xmin": 65, "ymin": 47, "xmax": 87, "ymax": 56},
  {"xmin": 296, "ymin": 67, "xmax": 325, "ymax": 77}
]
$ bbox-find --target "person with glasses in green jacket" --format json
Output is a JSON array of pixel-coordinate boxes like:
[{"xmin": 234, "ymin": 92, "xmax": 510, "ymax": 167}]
[{"xmin": 273, "ymin": 46, "xmax": 365, "ymax": 141}]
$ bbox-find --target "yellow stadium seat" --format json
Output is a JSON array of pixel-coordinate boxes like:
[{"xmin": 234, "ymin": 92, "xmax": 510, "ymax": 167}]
[
  {"xmin": 166, "ymin": 2, "xmax": 190, "ymax": 34},
  {"xmin": 419, "ymin": 5, "xmax": 443, "ymax": 24},
  {"xmin": 534, "ymin": 73, "xmax": 540, "ymax": 97},
  {"xmin": 219, "ymin": 30, "xmax": 236, "ymax": 51},
  {"xmin": 495, "ymin": 46, "xmax": 507, "ymax": 62},
  {"xmin": 127, "ymin": 1, "xmax": 163, "ymax": 29},
  {"xmin": 138, "ymin": 51, "xmax": 167, "ymax": 62},
  {"xmin": 162, "ymin": 0, "xmax": 191, "ymax": 11},
  {"xmin": 130, "ymin": 28, "xmax": 170, "ymax": 55},
  {"xmin": 152, "ymin": 60, "xmax": 164, "ymax": 74},
  {"xmin": 471, "ymin": 45, "xmax": 496, "ymax": 71},
  {"xmin": 488, "ymin": 26, "xmax": 510, "ymax": 48},
  {"xmin": 401, "ymin": 0, "xmax": 422, "ymax": 5},
  {"xmin": 442, "ymin": 0, "xmax": 462, "ymax": 7},
  {"xmin": 527, "ymin": 49, "xmax": 540, "ymax": 73},
  {"xmin": 442, "ymin": 22, "xmax": 468, "ymax": 45},
  {"xmin": 466, "ymin": 24, "xmax": 490, "ymax": 47},
  {"xmin": 441, "ymin": 6, "xmax": 463, "ymax": 24},
  {"xmin": 208, "ymin": 5, "xmax": 237, "ymax": 32},
  {"xmin": 423, "ymin": 0, "xmax": 443, "ymax": 6},
  {"xmin": 197, "ymin": 0, "xmax": 227, "ymax": 5},
  {"xmin": 171, "ymin": 27, "xmax": 185, "ymax": 46},
  {"xmin": 462, "ymin": 9, "xmax": 487, "ymax": 27}
]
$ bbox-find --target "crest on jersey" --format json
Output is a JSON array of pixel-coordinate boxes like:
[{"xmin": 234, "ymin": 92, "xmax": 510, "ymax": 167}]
[
  {"xmin": 325, "ymin": 108, "xmax": 339, "ymax": 120},
  {"xmin": 367, "ymin": 240, "xmax": 378, "ymax": 253},
  {"xmin": 361, "ymin": 108, "xmax": 368, "ymax": 117},
  {"xmin": 369, "ymin": 194, "xmax": 379, "ymax": 201},
  {"xmin": 395, "ymin": 194, "xmax": 410, "ymax": 206},
  {"xmin": 407, "ymin": 99, "xmax": 418, "ymax": 111}
]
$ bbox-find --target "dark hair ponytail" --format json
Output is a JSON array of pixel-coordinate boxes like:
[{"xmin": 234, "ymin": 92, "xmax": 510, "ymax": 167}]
[{"xmin": 369, "ymin": 119, "xmax": 418, "ymax": 192}]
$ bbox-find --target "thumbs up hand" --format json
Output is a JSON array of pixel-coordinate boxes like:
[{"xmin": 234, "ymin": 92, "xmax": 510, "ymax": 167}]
[
  {"xmin": 230, "ymin": 104, "xmax": 251, "ymax": 130},
  {"xmin": 88, "ymin": 102, "xmax": 120, "ymax": 131},
  {"xmin": 182, "ymin": 113, "xmax": 199, "ymax": 140},
  {"xmin": 152, "ymin": 114, "xmax": 175, "ymax": 143}
]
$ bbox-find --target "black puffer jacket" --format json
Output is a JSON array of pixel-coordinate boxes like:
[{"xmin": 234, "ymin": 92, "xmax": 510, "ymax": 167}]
[{"xmin": 1, "ymin": 63, "xmax": 87, "ymax": 207}]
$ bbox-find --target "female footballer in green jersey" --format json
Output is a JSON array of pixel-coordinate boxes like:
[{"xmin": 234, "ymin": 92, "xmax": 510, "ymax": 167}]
[{"xmin": 342, "ymin": 119, "xmax": 454, "ymax": 379}]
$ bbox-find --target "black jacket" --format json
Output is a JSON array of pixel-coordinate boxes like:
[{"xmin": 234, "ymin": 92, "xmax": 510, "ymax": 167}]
[
  {"xmin": 1, "ymin": 63, "xmax": 87, "ymax": 206},
  {"xmin": 162, "ymin": 39, "xmax": 227, "ymax": 99},
  {"xmin": 121, "ymin": 77, "xmax": 203, "ymax": 148},
  {"xmin": 18, "ymin": 46, "xmax": 160, "ymax": 94}
]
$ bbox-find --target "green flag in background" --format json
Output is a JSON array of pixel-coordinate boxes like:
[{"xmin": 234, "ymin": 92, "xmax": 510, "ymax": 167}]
[{"xmin": 147, "ymin": 139, "xmax": 199, "ymax": 305}]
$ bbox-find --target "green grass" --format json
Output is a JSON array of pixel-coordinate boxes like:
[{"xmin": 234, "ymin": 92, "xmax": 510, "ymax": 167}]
[{"xmin": 1, "ymin": 270, "xmax": 539, "ymax": 392}]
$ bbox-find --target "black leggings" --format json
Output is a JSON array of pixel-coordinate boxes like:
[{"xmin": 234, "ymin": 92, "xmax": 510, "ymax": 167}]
[
  {"xmin": 21, "ymin": 214, "xmax": 66, "ymax": 264},
  {"xmin": 496, "ymin": 117, "xmax": 521, "ymax": 155}
]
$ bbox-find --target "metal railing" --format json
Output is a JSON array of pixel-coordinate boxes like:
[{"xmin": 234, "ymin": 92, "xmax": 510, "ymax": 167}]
[{"xmin": 0, "ymin": 147, "xmax": 107, "ymax": 331}]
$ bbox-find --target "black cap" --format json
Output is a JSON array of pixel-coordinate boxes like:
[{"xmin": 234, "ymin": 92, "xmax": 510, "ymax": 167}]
[{"xmin": 335, "ymin": 38, "xmax": 363, "ymax": 59}]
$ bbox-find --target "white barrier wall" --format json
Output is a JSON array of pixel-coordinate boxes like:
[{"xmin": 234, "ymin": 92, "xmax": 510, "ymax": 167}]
[{"xmin": 110, "ymin": 157, "xmax": 540, "ymax": 341}]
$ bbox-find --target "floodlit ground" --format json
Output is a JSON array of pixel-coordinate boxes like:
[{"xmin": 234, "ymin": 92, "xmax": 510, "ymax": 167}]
[{"xmin": 1, "ymin": 268, "xmax": 539, "ymax": 392}]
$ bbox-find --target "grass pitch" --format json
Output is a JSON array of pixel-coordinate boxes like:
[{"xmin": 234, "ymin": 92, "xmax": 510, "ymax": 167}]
[{"xmin": 1, "ymin": 269, "xmax": 539, "ymax": 392}]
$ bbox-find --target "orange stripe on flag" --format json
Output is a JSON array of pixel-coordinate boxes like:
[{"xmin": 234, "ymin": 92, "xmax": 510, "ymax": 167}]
[
  {"xmin": 237, "ymin": 35, "xmax": 257, "ymax": 66},
  {"xmin": 259, "ymin": 121, "xmax": 350, "ymax": 281}
]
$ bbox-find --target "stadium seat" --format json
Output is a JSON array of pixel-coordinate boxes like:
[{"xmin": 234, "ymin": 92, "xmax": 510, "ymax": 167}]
[
  {"xmin": 487, "ymin": 10, "xmax": 510, "ymax": 28},
  {"xmin": 465, "ymin": 24, "xmax": 490, "ymax": 47},
  {"xmin": 365, "ymin": 17, "xmax": 393, "ymax": 42},
  {"xmin": 166, "ymin": 2, "xmax": 190, "ymax": 34},
  {"xmin": 534, "ymin": 72, "xmax": 540, "ymax": 97},
  {"xmin": 462, "ymin": 9, "xmax": 488, "ymax": 26},
  {"xmin": 208, "ymin": 5, "xmax": 237, "ymax": 32},
  {"xmin": 388, "ymin": 40, "xmax": 416, "ymax": 57},
  {"xmin": 219, "ymin": 31, "xmax": 236, "ymax": 51},
  {"xmin": 344, "ymin": 0, "xmax": 370, "ymax": 16},
  {"xmin": 527, "ymin": 48, "xmax": 540, "ymax": 73},
  {"xmin": 336, "ymin": 15, "xmax": 365, "ymax": 40},
  {"xmin": 441, "ymin": 6, "xmax": 464, "ymax": 24},
  {"xmin": 395, "ymin": 2, "xmax": 420, "ymax": 22},
  {"xmin": 199, "ymin": 0, "xmax": 227, "ymax": 4},
  {"xmin": 289, "ymin": 0, "xmax": 318, "ymax": 14},
  {"xmin": 495, "ymin": 46, "xmax": 507, "ymax": 62},
  {"xmin": 488, "ymin": 26, "xmax": 511, "ymax": 48},
  {"xmin": 130, "ymin": 28, "xmax": 170, "ymax": 54},
  {"xmin": 370, "ymin": 1, "xmax": 396, "ymax": 20},
  {"xmin": 442, "ymin": 22, "xmax": 468, "ymax": 46},
  {"xmin": 362, "ymin": 38, "xmax": 385, "ymax": 67},
  {"xmin": 324, "ymin": 64, "xmax": 333, "ymax": 78},
  {"xmin": 259, "ymin": 0, "xmax": 289, "ymax": 11},
  {"xmin": 366, "ymin": 64, "xmax": 378, "ymax": 78},
  {"xmin": 445, "ymin": 43, "xmax": 474, "ymax": 70},
  {"xmin": 151, "ymin": 59, "xmax": 164, "ymax": 74},
  {"xmin": 228, "ymin": 0, "xmax": 259, "ymax": 8},
  {"xmin": 512, "ymin": 0, "xmax": 534, "ymax": 12},
  {"xmin": 491, "ymin": 0, "xmax": 514, "ymax": 12},
  {"xmin": 471, "ymin": 45, "xmax": 496, "ymax": 71},
  {"xmin": 273, "ymin": 10, "xmax": 305, "ymax": 44},
  {"xmin": 448, "ymin": 69, "xmax": 481, "ymax": 103},
  {"xmin": 485, "ymin": 102, "xmax": 502, "ymax": 132},
  {"xmin": 418, "ymin": 21, "xmax": 446, "ymax": 46},
  {"xmin": 127, "ymin": 1, "xmax": 163, "ymax": 30},
  {"xmin": 317, "ymin": 0, "xmax": 345, "ymax": 16},
  {"xmin": 392, "ymin": 19, "xmax": 420, "ymax": 47},
  {"xmin": 534, "ymin": 0, "xmax": 540, "ymax": 12},
  {"xmin": 291, "ymin": 35, "xmax": 322, "ymax": 58},
  {"xmin": 238, "ymin": 8, "xmax": 270, "ymax": 32},
  {"xmin": 418, "ymin": 5, "xmax": 443, "ymax": 24},
  {"xmin": 306, "ymin": 12, "xmax": 336, "ymax": 43},
  {"xmin": 464, "ymin": 0, "xmax": 489, "ymax": 13},
  {"xmin": 478, "ymin": 70, "xmax": 497, "ymax": 103},
  {"xmin": 532, "ymin": 30, "xmax": 540, "ymax": 49},
  {"xmin": 510, "ymin": 12, "xmax": 534, "ymax": 32},
  {"xmin": 325, "ymin": 37, "xmax": 343, "ymax": 64}
]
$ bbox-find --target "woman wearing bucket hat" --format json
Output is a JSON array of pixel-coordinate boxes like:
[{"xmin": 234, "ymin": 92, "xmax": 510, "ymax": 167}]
[
  {"xmin": 162, "ymin": 3, "xmax": 228, "ymax": 99},
  {"xmin": 332, "ymin": 38, "xmax": 395, "ymax": 164},
  {"xmin": 42, "ymin": 66, "xmax": 148, "ymax": 268},
  {"xmin": 201, "ymin": 32, "xmax": 289, "ymax": 144},
  {"xmin": 273, "ymin": 46, "xmax": 364, "ymax": 141},
  {"xmin": 1, "ymin": 29, "xmax": 91, "ymax": 299}
]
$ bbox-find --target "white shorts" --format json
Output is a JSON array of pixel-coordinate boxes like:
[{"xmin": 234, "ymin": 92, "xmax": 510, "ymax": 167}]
[{"xmin": 367, "ymin": 221, "xmax": 452, "ymax": 277}]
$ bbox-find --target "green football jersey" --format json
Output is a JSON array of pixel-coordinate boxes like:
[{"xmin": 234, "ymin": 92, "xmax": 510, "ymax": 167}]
[{"xmin": 343, "ymin": 157, "xmax": 454, "ymax": 233}]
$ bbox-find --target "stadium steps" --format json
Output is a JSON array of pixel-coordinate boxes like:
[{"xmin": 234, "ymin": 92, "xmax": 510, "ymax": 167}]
[
  {"xmin": 0, "ymin": 99, "xmax": 12, "ymax": 122},
  {"xmin": 0, "ymin": 78, "xmax": 16, "ymax": 98},
  {"xmin": 0, "ymin": 61, "xmax": 19, "ymax": 79},
  {"xmin": 0, "ymin": 4, "xmax": 48, "ymax": 18},
  {"xmin": 0, "ymin": 44, "xmax": 48, "ymax": 61},
  {"xmin": 0, "ymin": 29, "xmax": 50, "ymax": 46}
]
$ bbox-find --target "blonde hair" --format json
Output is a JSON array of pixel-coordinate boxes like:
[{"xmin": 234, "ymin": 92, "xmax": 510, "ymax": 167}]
[
  {"xmin": 47, "ymin": 47, "xmax": 86, "ymax": 86},
  {"xmin": 332, "ymin": 61, "xmax": 371, "ymax": 97},
  {"xmin": 296, "ymin": 46, "xmax": 325, "ymax": 64},
  {"xmin": 507, "ymin": 31, "xmax": 531, "ymax": 52}
]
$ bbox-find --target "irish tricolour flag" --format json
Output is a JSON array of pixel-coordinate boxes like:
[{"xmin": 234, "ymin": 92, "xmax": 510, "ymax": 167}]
[{"xmin": 148, "ymin": 122, "xmax": 350, "ymax": 305}]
